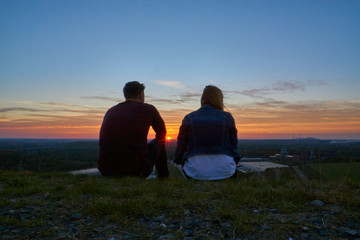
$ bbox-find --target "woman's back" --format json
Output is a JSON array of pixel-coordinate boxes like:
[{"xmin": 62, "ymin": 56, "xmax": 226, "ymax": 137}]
[
  {"xmin": 179, "ymin": 105, "xmax": 236, "ymax": 156},
  {"xmin": 174, "ymin": 85, "xmax": 240, "ymax": 180}
]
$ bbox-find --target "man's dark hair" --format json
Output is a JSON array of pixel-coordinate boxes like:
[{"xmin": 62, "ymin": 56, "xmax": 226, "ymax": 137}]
[{"xmin": 123, "ymin": 81, "xmax": 145, "ymax": 99}]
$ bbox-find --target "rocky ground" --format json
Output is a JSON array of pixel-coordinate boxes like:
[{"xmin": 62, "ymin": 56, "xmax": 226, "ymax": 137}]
[
  {"xmin": 1, "ymin": 195, "xmax": 359, "ymax": 240},
  {"xmin": 1, "ymin": 165, "xmax": 359, "ymax": 240}
]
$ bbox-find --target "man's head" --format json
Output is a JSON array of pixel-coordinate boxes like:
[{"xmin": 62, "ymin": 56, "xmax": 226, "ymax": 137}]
[{"xmin": 123, "ymin": 81, "xmax": 145, "ymax": 102}]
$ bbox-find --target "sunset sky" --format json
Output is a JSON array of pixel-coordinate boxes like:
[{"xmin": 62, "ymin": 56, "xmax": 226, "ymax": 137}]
[{"xmin": 1, "ymin": 0, "xmax": 359, "ymax": 139}]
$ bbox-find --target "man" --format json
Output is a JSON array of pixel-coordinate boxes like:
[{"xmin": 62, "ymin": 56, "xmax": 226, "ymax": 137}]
[{"xmin": 98, "ymin": 81, "xmax": 169, "ymax": 178}]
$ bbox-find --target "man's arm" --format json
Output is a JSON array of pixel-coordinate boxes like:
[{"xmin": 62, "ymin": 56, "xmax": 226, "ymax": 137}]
[{"xmin": 151, "ymin": 107, "xmax": 166, "ymax": 142}]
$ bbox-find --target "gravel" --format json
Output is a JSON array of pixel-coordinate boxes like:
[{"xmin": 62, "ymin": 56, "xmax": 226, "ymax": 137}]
[{"xmin": 0, "ymin": 199, "xmax": 359, "ymax": 239}]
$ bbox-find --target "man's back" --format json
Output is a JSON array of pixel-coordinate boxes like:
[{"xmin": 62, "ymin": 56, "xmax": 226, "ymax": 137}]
[{"xmin": 98, "ymin": 100, "xmax": 166, "ymax": 176}]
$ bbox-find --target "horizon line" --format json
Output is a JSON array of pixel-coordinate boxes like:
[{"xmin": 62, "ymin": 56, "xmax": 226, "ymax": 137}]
[{"xmin": 1, "ymin": 137, "xmax": 360, "ymax": 141}]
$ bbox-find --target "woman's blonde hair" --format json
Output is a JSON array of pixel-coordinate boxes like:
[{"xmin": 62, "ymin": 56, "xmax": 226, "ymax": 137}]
[{"xmin": 201, "ymin": 85, "xmax": 224, "ymax": 110}]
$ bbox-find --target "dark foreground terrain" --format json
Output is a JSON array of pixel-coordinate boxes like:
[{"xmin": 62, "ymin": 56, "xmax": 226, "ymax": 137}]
[
  {"xmin": 0, "ymin": 165, "xmax": 359, "ymax": 240},
  {"xmin": 1, "ymin": 139, "xmax": 359, "ymax": 239}
]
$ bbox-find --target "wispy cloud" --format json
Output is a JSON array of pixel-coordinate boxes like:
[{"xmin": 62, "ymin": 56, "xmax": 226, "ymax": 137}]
[
  {"xmin": 146, "ymin": 96, "xmax": 183, "ymax": 105},
  {"xmin": 229, "ymin": 99, "xmax": 360, "ymax": 123},
  {"xmin": 0, "ymin": 112, "xmax": 103, "ymax": 128},
  {"xmin": 80, "ymin": 96, "xmax": 122, "ymax": 102},
  {"xmin": 80, "ymin": 92, "xmax": 198, "ymax": 106},
  {"xmin": 307, "ymin": 80, "xmax": 329, "ymax": 86},
  {"xmin": 0, "ymin": 106, "xmax": 106, "ymax": 115},
  {"xmin": 0, "ymin": 99, "xmax": 106, "ymax": 132},
  {"xmin": 146, "ymin": 91, "xmax": 201, "ymax": 106},
  {"xmin": 232, "ymin": 80, "xmax": 329, "ymax": 98},
  {"xmin": 179, "ymin": 92, "xmax": 202, "ymax": 99},
  {"xmin": 153, "ymin": 80, "xmax": 187, "ymax": 90},
  {"xmin": 239, "ymin": 81, "xmax": 305, "ymax": 98},
  {"xmin": 0, "ymin": 107, "xmax": 43, "ymax": 113},
  {"xmin": 41, "ymin": 102, "xmax": 87, "ymax": 108},
  {"xmin": 252, "ymin": 98, "xmax": 289, "ymax": 108},
  {"xmin": 271, "ymin": 81, "xmax": 305, "ymax": 92}
]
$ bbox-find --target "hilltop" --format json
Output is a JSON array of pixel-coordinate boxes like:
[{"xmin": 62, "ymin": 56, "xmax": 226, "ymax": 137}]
[{"xmin": 0, "ymin": 165, "xmax": 359, "ymax": 240}]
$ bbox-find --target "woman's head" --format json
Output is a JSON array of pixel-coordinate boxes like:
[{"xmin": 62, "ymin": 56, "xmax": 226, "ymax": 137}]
[{"xmin": 201, "ymin": 85, "xmax": 224, "ymax": 110}]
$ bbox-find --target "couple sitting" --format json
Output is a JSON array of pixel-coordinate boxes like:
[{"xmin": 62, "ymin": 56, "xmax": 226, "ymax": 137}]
[{"xmin": 97, "ymin": 81, "xmax": 240, "ymax": 180}]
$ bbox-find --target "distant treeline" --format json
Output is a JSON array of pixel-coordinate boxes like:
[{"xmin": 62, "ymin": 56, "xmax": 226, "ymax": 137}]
[
  {"xmin": 0, "ymin": 139, "xmax": 98, "ymax": 172},
  {"xmin": 0, "ymin": 139, "xmax": 359, "ymax": 172},
  {"xmin": 238, "ymin": 139, "xmax": 360, "ymax": 162}
]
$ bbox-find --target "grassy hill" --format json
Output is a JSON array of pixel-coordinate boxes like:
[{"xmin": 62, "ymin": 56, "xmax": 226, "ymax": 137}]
[
  {"xmin": 1, "ymin": 165, "xmax": 359, "ymax": 240},
  {"xmin": 309, "ymin": 162, "xmax": 360, "ymax": 183}
]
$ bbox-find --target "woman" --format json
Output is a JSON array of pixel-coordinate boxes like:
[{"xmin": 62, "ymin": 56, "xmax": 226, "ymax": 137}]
[{"xmin": 174, "ymin": 85, "xmax": 240, "ymax": 180}]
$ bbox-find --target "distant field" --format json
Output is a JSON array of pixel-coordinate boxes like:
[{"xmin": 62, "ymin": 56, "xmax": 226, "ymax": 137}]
[{"xmin": 309, "ymin": 162, "xmax": 360, "ymax": 182}]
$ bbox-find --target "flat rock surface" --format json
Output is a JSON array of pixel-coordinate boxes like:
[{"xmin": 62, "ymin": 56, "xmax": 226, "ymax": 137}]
[
  {"xmin": 237, "ymin": 161, "xmax": 288, "ymax": 172},
  {"xmin": 70, "ymin": 168, "xmax": 101, "ymax": 176}
]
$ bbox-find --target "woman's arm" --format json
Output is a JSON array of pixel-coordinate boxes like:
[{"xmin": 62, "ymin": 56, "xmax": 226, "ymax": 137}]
[
  {"xmin": 174, "ymin": 116, "xmax": 189, "ymax": 165},
  {"xmin": 228, "ymin": 114, "xmax": 241, "ymax": 163}
]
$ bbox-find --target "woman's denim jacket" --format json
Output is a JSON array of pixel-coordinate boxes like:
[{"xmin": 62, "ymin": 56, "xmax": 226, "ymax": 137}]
[{"xmin": 174, "ymin": 105, "xmax": 241, "ymax": 165}]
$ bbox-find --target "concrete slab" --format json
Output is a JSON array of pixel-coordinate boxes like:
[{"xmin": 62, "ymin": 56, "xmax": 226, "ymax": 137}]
[
  {"xmin": 70, "ymin": 168, "xmax": 101, "ymax": 176},
  {"xmin": 237, "ymin": 161, "xmax": 288, "ymax": 173},
  {"xmin": 70, "ymin": 167, "xmax": 157, "ymax": 179},
  {"xmin": 70, "ymin": 162, "xmax": 289, "ymax": 176}
]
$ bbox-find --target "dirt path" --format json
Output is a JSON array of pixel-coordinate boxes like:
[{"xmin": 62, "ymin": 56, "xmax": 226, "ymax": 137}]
[{"xmin": 292, "ymin": 166, "xmax": 308, "ymax": 182}]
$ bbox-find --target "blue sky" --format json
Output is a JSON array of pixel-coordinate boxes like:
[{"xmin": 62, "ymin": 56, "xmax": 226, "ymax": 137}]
[{"xmin": 0, "ymin": 0, "xmax": 359, "ymax": 139}]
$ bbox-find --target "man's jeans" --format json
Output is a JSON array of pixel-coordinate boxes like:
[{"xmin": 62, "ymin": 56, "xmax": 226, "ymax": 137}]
[
  {"xmin": 144, "ymin": 139, "xmax": 169, "ymax": 178},
  {"xmin": 100, "ymin": 139, "xmax": 169, "ymax": 178}
]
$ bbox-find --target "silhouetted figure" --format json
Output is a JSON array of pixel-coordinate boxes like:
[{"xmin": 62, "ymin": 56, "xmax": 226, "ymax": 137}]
[
  {"xmin": 98, "ymin": 81, "xmax": 169, "ymax": 178},
  {"xmin": 175, "ymin": 85, "xmax": 240, "ymax": 180}
]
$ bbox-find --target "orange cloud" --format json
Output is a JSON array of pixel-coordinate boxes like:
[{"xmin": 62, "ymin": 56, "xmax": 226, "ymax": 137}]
[{"xmin": 0, "ymin": 125, "xmax": 100, "ymax": 139}]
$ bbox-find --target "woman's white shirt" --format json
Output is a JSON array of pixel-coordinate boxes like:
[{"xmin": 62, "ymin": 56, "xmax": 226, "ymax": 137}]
[{"xmin": 184, "ymin": 154, "xmax": 236, "ymax": 180}]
